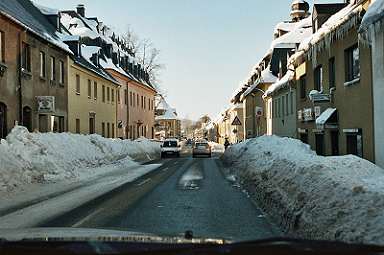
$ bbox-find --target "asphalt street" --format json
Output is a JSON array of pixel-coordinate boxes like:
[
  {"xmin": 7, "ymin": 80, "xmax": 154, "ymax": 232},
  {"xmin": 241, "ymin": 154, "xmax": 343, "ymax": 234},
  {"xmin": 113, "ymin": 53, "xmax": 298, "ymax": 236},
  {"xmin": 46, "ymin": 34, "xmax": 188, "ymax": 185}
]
[{"xmin": 40, "ymin": 146, "xmax": 281, "ymax": 242}]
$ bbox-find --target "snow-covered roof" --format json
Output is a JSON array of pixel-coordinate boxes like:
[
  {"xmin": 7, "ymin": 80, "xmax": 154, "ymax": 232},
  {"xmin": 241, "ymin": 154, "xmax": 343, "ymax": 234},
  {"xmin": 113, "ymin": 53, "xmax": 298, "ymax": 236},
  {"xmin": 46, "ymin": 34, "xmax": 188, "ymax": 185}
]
[
  {"xmin": 0, "ymin": 0, "xmax": 72, "ymax": 54},
  {"xmin": 316, "ymin": 108, "xmax": 337, "ymax": 125},
  {"xmin": 59, "ymin": 7, "xmax": 156, "ymax": 91},
  {"xmin": 264, "ymin": 70, "xmax": 295, "ymax": 98},
  {"xmin": 155, "ymin": 109, "xmax": 179, "ymax": 121},
  {"xmin": 33, "ymin": 3, "xmax": 59, "ymax": 15},
  {"xmin": 293, "ymin": 1, "xmax": 362, "ymax": 66},
  {"xmin": 156, "ymin": 97, "xmax": 170, "ymax": 111},
  {"xmin": 270, "ymin": 16, "xmax": 312, "ymax": 50},
  {"xmin": 230, "ymin": 103, "xmax": 243, "ymax": 111},
  {"xmin": 242, "ymin": 67, "xmax": 277, "ymax": 98}
]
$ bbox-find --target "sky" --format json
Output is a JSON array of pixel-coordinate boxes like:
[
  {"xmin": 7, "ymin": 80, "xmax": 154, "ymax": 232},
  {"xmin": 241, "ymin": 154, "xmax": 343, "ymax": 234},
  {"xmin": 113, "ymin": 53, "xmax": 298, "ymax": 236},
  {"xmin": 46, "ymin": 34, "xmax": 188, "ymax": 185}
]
[{"xmin": 34, "ymin": 0, "xmax": 343, "ymax": 121}]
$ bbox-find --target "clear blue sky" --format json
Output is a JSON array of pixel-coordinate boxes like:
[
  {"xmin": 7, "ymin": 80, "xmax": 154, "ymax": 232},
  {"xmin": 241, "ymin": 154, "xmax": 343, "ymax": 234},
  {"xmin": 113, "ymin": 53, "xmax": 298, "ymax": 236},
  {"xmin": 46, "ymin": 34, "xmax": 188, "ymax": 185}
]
[{"xmin": 34, "ymin": 0, "xmax": 341, "ymax": 120}]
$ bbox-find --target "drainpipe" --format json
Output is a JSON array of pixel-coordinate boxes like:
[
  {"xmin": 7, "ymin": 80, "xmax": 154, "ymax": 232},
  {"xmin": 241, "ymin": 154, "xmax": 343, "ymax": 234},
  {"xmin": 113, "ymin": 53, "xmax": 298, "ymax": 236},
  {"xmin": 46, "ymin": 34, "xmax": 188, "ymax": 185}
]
[
  {"xmin": 126, "ymin": 81, "xmax": 130, "ymax": 139},
  {"xmin": 17, "ymin": 30, "xmax": 25, "ymax": 126}
]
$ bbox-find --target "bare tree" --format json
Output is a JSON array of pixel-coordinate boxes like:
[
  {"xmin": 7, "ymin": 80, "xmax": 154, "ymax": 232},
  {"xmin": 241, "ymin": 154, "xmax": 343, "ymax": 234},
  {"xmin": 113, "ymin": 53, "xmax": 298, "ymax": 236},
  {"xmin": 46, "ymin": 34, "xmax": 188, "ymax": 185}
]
[{"xmin": 121, "ymin": 26, "xmax": 164, "ymax": 86}]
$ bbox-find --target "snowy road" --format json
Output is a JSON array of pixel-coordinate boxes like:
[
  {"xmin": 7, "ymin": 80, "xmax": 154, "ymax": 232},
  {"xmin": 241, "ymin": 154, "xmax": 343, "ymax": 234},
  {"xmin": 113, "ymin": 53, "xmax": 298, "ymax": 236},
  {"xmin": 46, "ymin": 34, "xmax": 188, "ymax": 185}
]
[{"xmin": 39, "ymin": 146, "xmax": 281, "ymax": 242}]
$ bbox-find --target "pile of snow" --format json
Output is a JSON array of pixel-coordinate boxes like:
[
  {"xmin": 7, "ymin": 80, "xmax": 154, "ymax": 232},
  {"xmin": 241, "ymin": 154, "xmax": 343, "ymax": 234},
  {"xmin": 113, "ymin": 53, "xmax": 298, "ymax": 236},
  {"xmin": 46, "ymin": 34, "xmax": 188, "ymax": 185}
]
[
  {"xmin": 222, "ymin": 136, "xmax": 384, "ymax": 245},
  {"xmin": 0, "ymin": 126, "xmax": 160, "ymax": 193}
]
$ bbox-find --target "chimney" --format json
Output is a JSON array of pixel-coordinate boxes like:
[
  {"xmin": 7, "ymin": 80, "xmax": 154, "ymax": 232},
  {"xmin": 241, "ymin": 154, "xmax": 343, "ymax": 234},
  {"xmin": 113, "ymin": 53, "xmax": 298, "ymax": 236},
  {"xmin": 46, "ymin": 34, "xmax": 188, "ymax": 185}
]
[{"xmin": 77, "ymin": 4, "xmax": 85, "ymax": 17}]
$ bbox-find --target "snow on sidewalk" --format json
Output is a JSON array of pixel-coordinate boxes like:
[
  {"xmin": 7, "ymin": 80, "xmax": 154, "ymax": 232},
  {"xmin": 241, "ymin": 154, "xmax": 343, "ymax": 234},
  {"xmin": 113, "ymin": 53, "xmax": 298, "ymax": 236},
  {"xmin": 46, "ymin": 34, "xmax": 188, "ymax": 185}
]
[
  {"xmin": 0, "ymin": 126, "xmax": 161, "ymax": 196},
  {"xmin": 222, "ymin": 135, "xmax": 384, "ymax": 245},
  {"xmin": 0, "ymin": 163, "xmax": 160, "ymax": 228}
]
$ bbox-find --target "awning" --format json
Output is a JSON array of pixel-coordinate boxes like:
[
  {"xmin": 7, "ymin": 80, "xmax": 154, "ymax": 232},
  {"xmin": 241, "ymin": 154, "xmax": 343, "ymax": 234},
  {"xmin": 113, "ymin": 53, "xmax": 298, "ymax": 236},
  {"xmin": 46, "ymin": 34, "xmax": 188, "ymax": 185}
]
[{"xmin": 316, "ymin": 108, "xmax": 337, "ymax": 125}]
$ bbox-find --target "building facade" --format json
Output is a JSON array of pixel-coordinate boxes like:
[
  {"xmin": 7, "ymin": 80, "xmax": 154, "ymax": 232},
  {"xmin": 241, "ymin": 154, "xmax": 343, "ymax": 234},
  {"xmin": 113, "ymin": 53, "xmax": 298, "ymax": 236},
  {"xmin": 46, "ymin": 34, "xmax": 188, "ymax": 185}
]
[
  {"xmin": 67, "ymin": 57, "xmax": 118, "ymax": 137},
  {"xmin": 296, "ymin": 1, "xmax": 374, "ymax": 161},
  {"xmin": 0, "ymin": 1, "xmax": 70, "ymax": 138},
  {"xmin": 360, "ymin": 1, "xmax": 384, "ymax": 167}
]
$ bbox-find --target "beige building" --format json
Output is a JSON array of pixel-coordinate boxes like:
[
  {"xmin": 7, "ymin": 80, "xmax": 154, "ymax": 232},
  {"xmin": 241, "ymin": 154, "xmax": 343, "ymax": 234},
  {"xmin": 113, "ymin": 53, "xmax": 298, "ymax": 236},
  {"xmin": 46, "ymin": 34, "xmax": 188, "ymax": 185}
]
[
  {"xmin": 67, "ymin": 49, "xmax": 119, "ymax": 137},
  {"xmin": 61, "ymin": 4, "xmax": 157, "ymax": 140},
  {"xmin": 295, "ymin": 0, "xmax": 374, "ymax": 161},
  {"xmin": 227, "ymin": 103, "xmax": 244, "ymax": 144}
]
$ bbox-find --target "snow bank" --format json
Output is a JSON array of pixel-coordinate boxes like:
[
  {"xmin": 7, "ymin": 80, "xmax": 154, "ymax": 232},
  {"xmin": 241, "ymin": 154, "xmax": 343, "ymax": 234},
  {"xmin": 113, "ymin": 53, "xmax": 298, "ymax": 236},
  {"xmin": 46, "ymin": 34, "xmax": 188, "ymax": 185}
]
[
  {"xmin": 0, "ymin": 126, "xmax": 160, "ymax": 193},
  {"xmin": 222, "ymin": 136, "xmax": 384, "ymax": 245}
]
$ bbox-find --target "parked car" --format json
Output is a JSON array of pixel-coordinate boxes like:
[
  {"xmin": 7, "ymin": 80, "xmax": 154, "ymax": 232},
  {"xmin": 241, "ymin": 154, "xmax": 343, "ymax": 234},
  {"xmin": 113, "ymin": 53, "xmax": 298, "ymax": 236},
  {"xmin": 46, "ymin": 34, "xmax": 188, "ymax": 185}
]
[
  {"xmin": 192, "ymin": 141, "xmax": 211, "ymax": 158},
  {"xmin": 161, "ymin": 139, "xmax": 181, "ymax": 158}
]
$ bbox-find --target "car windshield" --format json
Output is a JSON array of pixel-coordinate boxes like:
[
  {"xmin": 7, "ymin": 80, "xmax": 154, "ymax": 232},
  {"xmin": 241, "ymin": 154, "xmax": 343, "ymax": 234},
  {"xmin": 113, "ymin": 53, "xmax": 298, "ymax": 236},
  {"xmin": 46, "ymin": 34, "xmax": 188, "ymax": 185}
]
[
  {"xmin": 1, "ymin": 0, "xmax": 383, "ymax": 252},
  {"xmin": 163, "ymin": 141, "xmax": 178, "ymax": 147}
]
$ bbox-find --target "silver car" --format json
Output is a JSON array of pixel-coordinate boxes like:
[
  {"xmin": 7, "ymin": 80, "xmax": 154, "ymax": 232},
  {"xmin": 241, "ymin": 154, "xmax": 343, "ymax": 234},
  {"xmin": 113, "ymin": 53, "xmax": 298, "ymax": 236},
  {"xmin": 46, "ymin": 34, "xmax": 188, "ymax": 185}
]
[{"xmin": 192, "ymin": 142, "xmax": 211, "ymax": 158}]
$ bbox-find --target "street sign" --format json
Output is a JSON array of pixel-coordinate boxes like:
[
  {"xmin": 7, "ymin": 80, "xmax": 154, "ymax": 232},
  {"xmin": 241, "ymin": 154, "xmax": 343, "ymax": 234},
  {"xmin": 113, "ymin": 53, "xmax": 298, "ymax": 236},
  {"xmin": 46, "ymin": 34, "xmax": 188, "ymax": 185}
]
[{"xmin": 231, "ymin": 116, "xmax": 242, "ymax": 126}]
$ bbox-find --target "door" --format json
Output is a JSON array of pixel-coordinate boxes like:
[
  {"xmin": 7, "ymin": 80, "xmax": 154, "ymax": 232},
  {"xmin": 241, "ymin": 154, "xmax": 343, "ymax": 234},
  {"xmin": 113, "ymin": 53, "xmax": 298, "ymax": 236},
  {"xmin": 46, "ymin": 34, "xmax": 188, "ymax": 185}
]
[
  {"xmin": 330, "ymin": 131, "xmax": 339, "ymax": 156},
  {"xmin": 315, "ymin": 134, "xmax": 324, "ymax": 156},
  {"xmin": 300, "ymin": 133, "xmax": 308, "ymax": 144},
  {"xmin": 22, "ymin": 106, "xmax": 32, "ymax": 132},
  {"xmin": 0, "ymin": 103, "xmax": 7, "ymax": 138}
]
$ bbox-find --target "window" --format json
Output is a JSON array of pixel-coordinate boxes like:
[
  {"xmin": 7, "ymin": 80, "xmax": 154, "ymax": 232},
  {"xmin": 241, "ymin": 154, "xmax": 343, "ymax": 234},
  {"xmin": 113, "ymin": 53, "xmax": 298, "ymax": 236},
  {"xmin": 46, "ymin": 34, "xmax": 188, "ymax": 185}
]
[
  {"xmin": 39, "ymin": 52, "xmax": 46, "ymax": 77},
  {"xmin": 94, "ymin": 82, "xmax": 98, "ymax": 100},
  {"xmin": 285, "ymin": 94, "xmax": 289, "ymax": 116},
  {"xmin": 112, "ymin": 123, "xmax": 115, "ymax": 138},
  {"xmin": 117, "ymin": 89, "xmax": 120, "ymax": 104},
  {"xmin": 88, "ymin": 79, "xmax": 92, "ymax": 98},
  {"xmin": 50, "ymin": 56, "xmax": 55, "ymax": 81},
  {"xmin": 329, "ymin": 57, "xmax": 335, "ymax": 88},
  {"xmin": 144, "ymin": 96, "xmax": 146, "ymax": 110},
  {"xmin": 290, "ymin": 91, "xmax": 294, "ymax": 114},
  {"xmin": 111, "ymin": 88, "xmax": 114, "ymax": 102},
  {"xmin": 59, "ymin": 61, "xmax": 64, "ymax": 84},
  {"xmin": 76, "ymin": 74, "xmax": 80, "ymax": 94},
  {"xmin": 148, "ymin": 98, "xmax": 151, "ymax": 111},
  {"xmin": 124, "ymin": 89, "xmax": 128, "ymax": 105},
  {"xmin": 89, "ymin": 117, "xmax": 95, "ymax": 134},
  {"xmin": 314, "ymin": 65, "xmax": 323, "ymax": 91},
  {"xmin": 300, "ymin": 75, "xmax": 306, "ymax": 99},
  {"xmin": 0, "ymin": 31, "xmax": 4, "ymax": 62},
  {"xmin": 76, "ymin": 119, "xmax": 80, "ymax": 134},
  {"xmin": 281, "ymin": 95, "xmax": 285, "ymax": 117},
  {"xmin": 129, "ymin": 92, "xmax": 133, "ymax": 106},
  {"xmin": 22, "ymin": 42, "xmax": 31, "ymax": 72},
  {"xmin": 107, "ymin": 123, "xmax": 110, "ymax": 138},
  {"xmin": 137, "ymin": 94, "xmax": 139, "ymax": 107},
  {"xmin": 345, "ymin": 44, "xmax": 360, "ymax": 82},
  {"xmin": 133, "ymin": 93, "xmax": 136, "ymax": 107},
  {"xmin": 107, "ymin": 87, "xmax": 110, "ymax": 102},
  {"xmin": 141, "ymin": 96, "xmax": 144, "ymax": 108},
  {"xmin": 102, "ymin": 122, "xmax": 105, "ymax": 137},
  {"xmin": 102, "ymin": 85, "xmax": 106, "ymax": 102}
]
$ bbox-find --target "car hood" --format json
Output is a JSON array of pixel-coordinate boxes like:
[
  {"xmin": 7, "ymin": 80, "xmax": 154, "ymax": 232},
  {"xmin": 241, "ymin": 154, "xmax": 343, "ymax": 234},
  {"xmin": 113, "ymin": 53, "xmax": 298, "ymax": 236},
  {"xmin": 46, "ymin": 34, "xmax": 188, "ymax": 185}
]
[{"xmin": 0, "ymin": 228, "xmax": 227, "ymax": 244}]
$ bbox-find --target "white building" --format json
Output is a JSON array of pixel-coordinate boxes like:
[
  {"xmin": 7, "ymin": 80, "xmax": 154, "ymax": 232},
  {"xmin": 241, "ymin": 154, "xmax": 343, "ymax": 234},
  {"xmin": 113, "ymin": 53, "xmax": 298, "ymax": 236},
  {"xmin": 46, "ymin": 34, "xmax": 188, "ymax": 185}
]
[{"xmin": 360, "ymin": 0, "xmax": 384, "ymax": 167}]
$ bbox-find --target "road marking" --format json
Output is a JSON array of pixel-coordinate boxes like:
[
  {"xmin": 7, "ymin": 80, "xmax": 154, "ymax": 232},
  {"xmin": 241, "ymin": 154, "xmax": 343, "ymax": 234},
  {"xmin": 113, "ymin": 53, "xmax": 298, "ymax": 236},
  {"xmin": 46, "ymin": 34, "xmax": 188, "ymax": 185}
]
[
  {"xmin": 71, "ymin": 207, "xmax": 104, "ymax": 228},
  {"xmin": 136, "ymin": 178, "xmax": 151, "ymax": 186}
]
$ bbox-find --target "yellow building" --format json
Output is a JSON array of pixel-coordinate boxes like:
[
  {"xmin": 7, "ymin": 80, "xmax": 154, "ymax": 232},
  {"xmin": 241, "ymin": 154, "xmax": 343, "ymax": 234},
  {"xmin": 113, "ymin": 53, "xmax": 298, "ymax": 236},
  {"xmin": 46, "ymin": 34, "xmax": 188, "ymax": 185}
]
[{"xmin": 67, "ymin": 49, "xmax": 120, "ymax": 137}]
